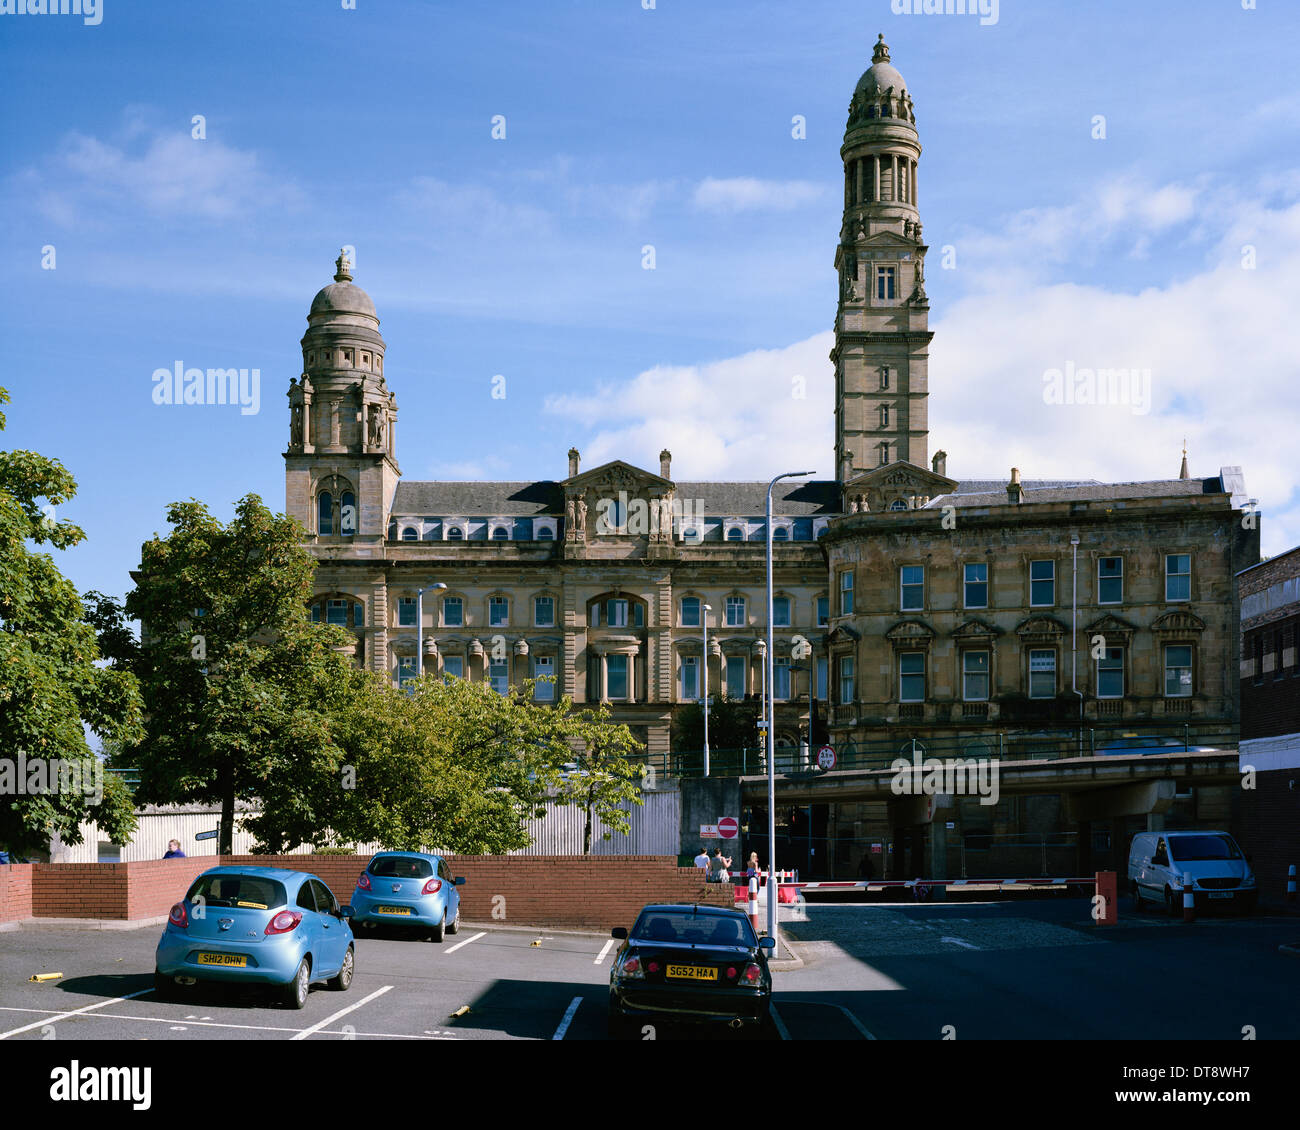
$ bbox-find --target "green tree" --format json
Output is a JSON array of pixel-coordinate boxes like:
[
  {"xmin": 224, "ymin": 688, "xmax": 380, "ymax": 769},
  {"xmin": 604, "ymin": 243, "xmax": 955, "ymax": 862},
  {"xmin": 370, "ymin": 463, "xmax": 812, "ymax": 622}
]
[
  {"xmin": 0, "ymin": 386, "xmax": 142, "ymax": 856},
  {"xmin": 125, "ymin": 494, "xmax": 355, "ymax": 854}
]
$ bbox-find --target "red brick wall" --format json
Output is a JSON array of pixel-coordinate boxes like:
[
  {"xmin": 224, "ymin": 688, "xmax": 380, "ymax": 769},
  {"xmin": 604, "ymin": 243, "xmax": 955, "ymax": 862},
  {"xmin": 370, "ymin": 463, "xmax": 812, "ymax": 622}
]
[
  {"xmin": 125, "ymin": 858, "xmax": 216, "ymax": 919},
  {"xmin": 29, "ymin": 858, "xmax": 211, "ymax": 920},
  {"xmin": 0, "ymin": 865, "xmax": 33, "ymax": 923}
]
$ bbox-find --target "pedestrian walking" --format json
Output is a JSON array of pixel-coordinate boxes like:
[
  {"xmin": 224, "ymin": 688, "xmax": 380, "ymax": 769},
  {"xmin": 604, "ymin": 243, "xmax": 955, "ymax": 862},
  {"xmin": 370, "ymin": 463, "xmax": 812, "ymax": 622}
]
[
  {"xmin": 163, "ymin": 839, "xmax": 186, "ymax": 859},
  {"xmin": 710, "ymin": 848, "xmax": 732, "ymax": 885}
]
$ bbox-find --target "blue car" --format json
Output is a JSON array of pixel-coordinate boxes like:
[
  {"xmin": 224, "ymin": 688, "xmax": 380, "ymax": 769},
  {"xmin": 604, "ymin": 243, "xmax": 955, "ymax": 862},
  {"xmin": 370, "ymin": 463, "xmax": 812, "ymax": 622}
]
[
  {"xmin": 154, "ymin": 866, "xmax": 355, "ymax": 1009},
  {"xmin": 350, "ymin": 851, "xmax": 465, "ymax": 941}
]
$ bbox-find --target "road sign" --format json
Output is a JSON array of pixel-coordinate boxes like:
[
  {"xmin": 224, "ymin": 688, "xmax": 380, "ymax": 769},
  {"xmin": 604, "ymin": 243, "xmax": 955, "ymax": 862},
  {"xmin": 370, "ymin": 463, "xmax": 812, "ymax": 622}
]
[
  {"xmin": 700, "ymin": 824, "xmax": 719, "ymax": 838},
  {"xmin": 816, "ymin": 745, "xmax": 836, "ymax": 770},
  {"xmin": 717, "ymin": 817, "xmax": 739, "ymax": 839},
  {"xmin": 194, "ymin": 829, "xmax": 218, "ymax": 842}
]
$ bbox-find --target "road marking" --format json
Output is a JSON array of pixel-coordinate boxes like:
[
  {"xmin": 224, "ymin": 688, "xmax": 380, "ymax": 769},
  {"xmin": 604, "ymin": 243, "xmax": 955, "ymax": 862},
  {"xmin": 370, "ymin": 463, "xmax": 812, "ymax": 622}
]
[
  {"xmin": 291, "ymin": 985, "xmax": 391, "ymax": 1041},
  {"xmin": 444, "ymin": 930, "xmax": 486, "ymax": 955},
  {"xmin": 834, "ymin": 1004, "xmax": 877, "ymax": 1040},
  {"xmin": 769, "ymin": 1003, "xmax": 791, "ymax": 1041},
  {"xmin": 0, "ymin": 1006, "xmax": 453, "ymax": 1039},
  {"xmin": 551, "ymin": 996, "xmax": 583, "ymax": 1040},
  {"xmin": 0, "ymin": 989, "xmax": 153, "ymax": 1040},
  {"xmin": 940, "ymin": 936, "xmax": 980, "ymax": 950},
  {"xmin": 594, "ymin": 939, "xmax": 615, "ymax": 964}
]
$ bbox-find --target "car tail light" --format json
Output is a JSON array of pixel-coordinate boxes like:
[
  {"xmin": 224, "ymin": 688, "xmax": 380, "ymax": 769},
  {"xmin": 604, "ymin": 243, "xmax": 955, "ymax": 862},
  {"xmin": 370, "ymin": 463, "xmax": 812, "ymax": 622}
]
[
  {"xmin": 265, "ymin": 910, "xmax": 302, "ymax": 935},
  {"xmin": 168, "ymin": 902, "xmax": 188, "ymax": 929},
  {"xmin": 740, "ymin": 963, "xmax": 763, "ymax": 986},
  {"xmin": 725, "ymin": 966, "xmax": 738, "ymax": 980},
  {"xmin": 647, "ymin": 961, "xmax": 660, "ymax": 974},
  {"xmin": 422, "ymin": 879, "xmax": 442, "ymax": 895},
  {"xmin": 357, "ymin": 872, "xmax": 372, "ymax": 891},
  {"xmin": 618, "ymin": 954, "xmax": 644, "ymax": 980}
]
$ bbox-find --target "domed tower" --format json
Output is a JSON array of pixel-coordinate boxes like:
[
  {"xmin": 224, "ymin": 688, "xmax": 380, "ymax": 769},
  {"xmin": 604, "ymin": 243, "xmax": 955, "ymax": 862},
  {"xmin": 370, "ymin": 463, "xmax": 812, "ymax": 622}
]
[
  {"xmin": 284, "ymin": 249, "xmax": 400, "ymax": 542},
  {"xmin": 832, "ymin": 34, "xmax": 932, "ymax": 487}
]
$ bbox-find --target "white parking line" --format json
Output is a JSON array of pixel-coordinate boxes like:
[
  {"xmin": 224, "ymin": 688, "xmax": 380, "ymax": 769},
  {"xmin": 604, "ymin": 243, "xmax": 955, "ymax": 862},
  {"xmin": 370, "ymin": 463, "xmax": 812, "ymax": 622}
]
[
  {"xmin": 594, "ymin": 939, "xmax": 615, "ymax": 965},
  {"xmin": 940, "ymin": 936, "xmax": 980, "ymax": 950},
  {"xmin": 551, "ymin": 996, "xmax": 583, "ymax": 1040},
  {"xmin": 0, "ymin": 1006, "xmax": 452, "ymax": 1039},
  {"xmin": 291, "ymin": 985, "xmax": 391, "ymax": 1041},
  {"xmin": 444, "ymin": 930, "xmax": 486, "ymax": 955},
  {"xmin": 769, "ymin": 1002, "xmax": 791, "ymax": 1041},
  {"xmin": 0, "ymin": 989, "xmax": 155, "ymax": 1040},
  {"xmin": 834, "ymin": 1004, "xmax": 877, "ymax": 1040}
]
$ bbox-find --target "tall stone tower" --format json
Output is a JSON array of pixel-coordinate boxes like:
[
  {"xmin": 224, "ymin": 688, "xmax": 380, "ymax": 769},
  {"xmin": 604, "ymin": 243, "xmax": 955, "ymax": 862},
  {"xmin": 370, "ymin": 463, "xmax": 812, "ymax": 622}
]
[
  {"xmin": 284, "ymin": 250, "xmax": 399, "ymax": 545},
  {"xmin": 832, "ymin": 34, "xmax": 932, "ymax": 485}
]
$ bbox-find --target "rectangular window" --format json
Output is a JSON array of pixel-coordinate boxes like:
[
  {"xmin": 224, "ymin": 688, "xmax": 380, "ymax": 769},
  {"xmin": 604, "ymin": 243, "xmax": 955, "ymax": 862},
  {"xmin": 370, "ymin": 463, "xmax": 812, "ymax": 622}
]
[
  {"xmin": 607, "ymin": 655, "xmax": 629, "ymax": 700},
  {"xmin": 1030, "ymin": 560, "xmax": 1055, "ymax": 607},
  {"xmin": 681, "ymin": 597, "xmax": 701, "ymax": 627},
  {"xmin": 839, "ymin": 656, "xmax": 855, "ymax": 703},
  {"xmin": 900, "ymin": 565, "xmax": 924, "ymax": 611},
  {"xmin": 816, "ymin": 656, "xmax": 828, "ymax": 700},
  {"xmin": 839, "ymin": 571, "xmax": 854, "ymax": 615},
  {"xmin": 533, "ymin": 596, "xmax": 554, "ymax": 627},
  {"xmin": 725, "ymin": 655, "xmax": 746, "ymax": 699},
  {"xmin": 772, "ymin": 596, "xmax": 791, "ymax": 627},
  {"xmin": 607, "ymin": 599, "xmax": 628, "ymax": 628},
  {"xmin": 1165, "ymin": 554, "xmax": 1191, "ymax": 602},
  {"xmin": 876, "ymin": 266, "xmax": 896, "ymax": 300},
  {"xmin": 1028, "ymin": 649, "xmax": 1056, "ymax": 699},
  {"xmin": 1097, "ymin": 647, "xmax": 1124, "ymax": 699},
  {"xmin": 532, "ymin": 656, "xmax": 554, "ymax": 701},
  {"xmin": 489, "ymin": 596, "xmax": 509, "ymax": 627},
  {"xmin": 726, "ymin": 596, "xmax": 746, "ymax": 627},
  {"xmin": 899, "ymin": 652, "xmax": 925, "ymax": 702},
  {"xmin": 1098, "ymin": 556, "xmax": 1123, "ymax": 604},
  {"xmin": 442, "ymin": 655, "xmax": 464, "ymax": 681},
  {"xmin": 327, "ymin": 599, "xmax": 348, "ymax": 626},
  {"xmin": 816, "ymin": 596, "xmax": 829, "ymax": 627},
  {"xmin": 397, "ymin": 656, "xmax": 416, "ymax": 687},
  {"xmin": 964, "ymin": 563, "xmax": 988, "ymax": 609},
  {"xmin": 962, "ymin": 650, "xmax": 990, "ymax": 701},
  {"xmin": 443, "ymin": 597, "xmax": 462, "ymax": 627},
  {"xmin": 489, "ymin": 661, "xmax": 509, "ymax": 696},
  {"xmin": 1164, "ymin": 645, "xmax": 1193, "ymax": 697},
  {"xmin": 773, "ymin": 657, "xmax": 791, "ymax": 701},
  {"xmin": 680, "ymin": 656, "xmax": 699, "ymax": 701},
  {"xmin": 398, "ymin": 596, "xmax": 417, "ymax": 627}
]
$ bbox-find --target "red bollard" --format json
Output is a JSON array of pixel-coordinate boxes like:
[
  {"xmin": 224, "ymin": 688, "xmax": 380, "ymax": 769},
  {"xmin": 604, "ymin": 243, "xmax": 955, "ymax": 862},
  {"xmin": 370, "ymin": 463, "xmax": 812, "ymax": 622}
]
[
  {"xmin": 1094, "ymin": 870, "xmax": 1118, "ymax": 926},
  {"xmin": 748, "ymin": 876, "xmax": 760, "ymax": 932},
  {"xmin": 1182, "ymin": 872, "xmax": 1196, "ymax": 923},
  {"xmin": 1287, "ymin": 865, "xmax": 1297, "ymax": 904}
]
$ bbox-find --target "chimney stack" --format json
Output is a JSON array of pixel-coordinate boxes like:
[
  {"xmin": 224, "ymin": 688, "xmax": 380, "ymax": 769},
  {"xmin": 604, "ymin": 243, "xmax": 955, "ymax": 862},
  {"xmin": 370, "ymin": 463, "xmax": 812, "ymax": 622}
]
[
  {"xmin": 932, "ymin": 450, "xmax": 947, "ymax": 478},
  {"xmin": 660, "ymin": 448, "xmax": 672, "ymax": 479},
  {"xmin": 1007, "ymin": 467, "xmax": 1022, "ymax": 505},
  {"xmin": 567, "ymin": 447, "xmax": 580, "ymax": 478}
]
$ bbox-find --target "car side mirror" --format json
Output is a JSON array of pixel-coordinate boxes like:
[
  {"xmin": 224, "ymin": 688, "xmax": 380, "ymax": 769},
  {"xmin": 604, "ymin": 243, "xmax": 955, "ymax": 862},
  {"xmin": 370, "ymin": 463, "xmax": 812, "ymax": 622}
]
[
  {"xmin": 454, "ymin": 877, "xmax": 466, "ymax": 885},
  {"xmin": 339, "ymin": 904, "xmax": 355, "ymax": 919},
  {"xmin": 611, "ymin": 927, "xmax": 628, "ymax": 940},
  {"xmin": 758, "ymin": 936, "xmax": 776, "ymax": 951}
]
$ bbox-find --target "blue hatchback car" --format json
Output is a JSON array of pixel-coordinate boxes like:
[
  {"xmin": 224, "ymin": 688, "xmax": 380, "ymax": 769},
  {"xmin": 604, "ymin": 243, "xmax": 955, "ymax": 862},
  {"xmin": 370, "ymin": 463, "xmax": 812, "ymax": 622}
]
[
  {"xmin": 350, "ymin": 852, "xmax": 465, "ymax": 941},
  {"xmin": 154, "ymin": 866, "xmax": 355, "ymax": 1009}
]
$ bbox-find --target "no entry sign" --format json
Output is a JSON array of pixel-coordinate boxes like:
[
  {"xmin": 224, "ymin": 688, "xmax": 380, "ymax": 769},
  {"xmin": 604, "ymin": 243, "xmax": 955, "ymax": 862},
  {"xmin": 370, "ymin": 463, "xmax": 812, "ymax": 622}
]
[
  {"xmin": 817, "ymin": 745, "xmax": 836, "ymax": 770},
  {"xmin": 717, "ymin": 817, "xmax": 739, "ymax": 839}
]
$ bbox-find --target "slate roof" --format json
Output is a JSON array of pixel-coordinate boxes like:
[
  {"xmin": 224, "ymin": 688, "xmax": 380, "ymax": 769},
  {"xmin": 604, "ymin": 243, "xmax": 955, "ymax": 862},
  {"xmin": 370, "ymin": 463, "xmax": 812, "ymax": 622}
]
[{"xmin": 928, "ymin": 476, "xmax": 1225, "ymax": 509}]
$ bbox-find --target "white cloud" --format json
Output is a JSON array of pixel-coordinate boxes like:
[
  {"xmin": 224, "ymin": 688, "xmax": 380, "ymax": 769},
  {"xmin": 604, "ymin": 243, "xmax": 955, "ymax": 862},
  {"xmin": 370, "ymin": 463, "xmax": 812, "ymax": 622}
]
[{"xmin": 692, "ymin": 177, "xmax": 825, "ymax": 213}]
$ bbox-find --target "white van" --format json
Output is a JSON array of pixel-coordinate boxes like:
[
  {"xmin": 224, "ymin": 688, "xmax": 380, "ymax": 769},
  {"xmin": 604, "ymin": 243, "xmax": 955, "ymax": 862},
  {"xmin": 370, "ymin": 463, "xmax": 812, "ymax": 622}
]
[{"xmin": 1128, "ymin": 831, "xmax": 1257, "ymax": 915}]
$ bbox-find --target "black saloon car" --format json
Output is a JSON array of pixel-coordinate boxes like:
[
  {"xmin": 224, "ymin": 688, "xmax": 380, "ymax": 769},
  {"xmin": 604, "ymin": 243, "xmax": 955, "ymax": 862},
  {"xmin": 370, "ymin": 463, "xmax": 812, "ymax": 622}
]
[{"xmin": 607, "ymin": 903, "xmax": 775, "ymax": 1037}]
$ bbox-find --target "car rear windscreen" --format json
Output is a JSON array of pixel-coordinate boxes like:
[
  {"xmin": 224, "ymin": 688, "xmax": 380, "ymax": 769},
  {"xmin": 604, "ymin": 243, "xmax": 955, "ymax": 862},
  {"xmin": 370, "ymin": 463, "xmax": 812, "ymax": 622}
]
[
  {"xmin": 631, "ymin": 911, "xmax": 757, "ymax": 947},
  {"xmin": 1169, "ymin": 835, "xmax": 1241, "ymax": 862},
  {"xmin": 186, "ymin": 874, "xmax": 287, "ymax": 909},
  {"xmin": 368, "ymin": 856, "xmax": 434, "ymax": 879}
]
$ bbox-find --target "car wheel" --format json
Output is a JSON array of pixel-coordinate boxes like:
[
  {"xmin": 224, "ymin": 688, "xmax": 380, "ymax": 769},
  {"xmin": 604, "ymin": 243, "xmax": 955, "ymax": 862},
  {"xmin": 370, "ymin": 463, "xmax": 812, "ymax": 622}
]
[
  {"xmin": 153, "ymin": 971, "xmax": 177, "ymax": 1000},
  {"xmin": 284, "ymin": 957, "xmax": 311, "ymax": 1009},
  {"xmin": 1131, "ymin": 883, "xmax": 1143, "ymax": 912},
  {"xmin": 428, "ymin": 911, "xmax": 446, "ymax": 943},
  {"xmin": 1165, "ymin": 887, "xmax": 1179, "ymax": 917},
  {"xmin": 447, "ymin": 903, "xmax": 460, "ymax": 935},
  {"xmin": 328, "ymin": 945, "xmax": 354, "ymax": 992}
]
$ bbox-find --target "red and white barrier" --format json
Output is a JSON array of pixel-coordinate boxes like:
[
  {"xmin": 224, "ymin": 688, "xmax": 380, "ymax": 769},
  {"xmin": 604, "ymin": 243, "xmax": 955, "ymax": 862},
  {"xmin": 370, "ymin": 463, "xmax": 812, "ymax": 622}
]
[
  {"xmin": 1287, "ymin": 864, "xmax": 1296, "ymax": 904},
  {"xmin": 1182, "ymin": 871, "xmax": 1196, "ymax": 923},
  {"xmin": 747, "ymin": 876, "xmax": 760, "ymax": 932}
]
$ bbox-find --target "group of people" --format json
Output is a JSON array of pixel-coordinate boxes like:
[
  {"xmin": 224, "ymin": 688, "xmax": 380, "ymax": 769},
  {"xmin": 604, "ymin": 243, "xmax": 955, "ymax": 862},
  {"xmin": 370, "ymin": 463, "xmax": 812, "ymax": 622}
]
[{"xmin": 694, "ymin": 846, "xmax": 763, "ymax": 885}]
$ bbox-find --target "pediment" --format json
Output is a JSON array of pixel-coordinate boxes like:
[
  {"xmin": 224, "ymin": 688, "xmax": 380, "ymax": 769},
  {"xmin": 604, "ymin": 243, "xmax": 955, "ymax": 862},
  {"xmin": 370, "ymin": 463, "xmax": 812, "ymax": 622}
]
[
  {"xmin": 1015, "ymin": 615, "xmax": 1068, "ymax": 640},
  {"xmin": 885, "ymin": 619, "xmax": 936, "ymax": 644},
  {"xmin": 1085, "ymin": 613, "xmax": 1138, "ymax": 636},
  {"xmin": 564, "ymin": 459, "xmax": 671, "ymax": 492},
  {"xmin": 844, "ymin": 461, "xmax": 958, "ymax": 495},
  {"xmin": 952, "ymin": 618, "xmax": 1001, "ymax": 639},
  {"xmin": 827, "ymin": 625, "xmax": 860, "ymax": 645},
  {"xmin": 1151, "ymin": 610, "xmax": 1206, "ymax": 634}
]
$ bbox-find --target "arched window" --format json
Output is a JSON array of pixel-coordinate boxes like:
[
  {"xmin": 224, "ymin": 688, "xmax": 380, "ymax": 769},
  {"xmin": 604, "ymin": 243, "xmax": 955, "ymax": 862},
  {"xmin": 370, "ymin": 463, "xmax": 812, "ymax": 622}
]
[
  {"xmin": 773, "ymin": 527, "xmax": 789, "ymax": 541},
  {"xmin": 537, "ymin": 525, "xmax": 555, "ymax": 541},
  {"xmin": 492, "ymin": 527, "xmax": 509, "ymax": 541},
  {"xmin": 340, "ymin": 492, "xmax": 356, "ymax": 536},
  {"xmin": 317, "ymin": 491, "xmax": 334, "ymax": 535},
  {"xmin": 447, "ymin": 526, "xmax": 463, "ymax": 541},
  {"xmin": 401, "ymin": 527, "xmax": 418, "ymax": 541},
  {"xmin": 726, "ymin": 527, "xmax": 744, "ymax": 542},
  {"xmin": 889, "ymin": 499, "xmax": 908, "ymax": 511}
]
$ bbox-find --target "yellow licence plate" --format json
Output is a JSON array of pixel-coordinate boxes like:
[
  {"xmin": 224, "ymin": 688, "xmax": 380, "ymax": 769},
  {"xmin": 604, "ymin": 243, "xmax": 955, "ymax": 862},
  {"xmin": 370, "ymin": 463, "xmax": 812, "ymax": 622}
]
[
  {"xmin": 197, "ymin": 953, "xmax": 247, "ymax": 967},
  {"xmin": 666, "ymin": 965, "xmax": 717, "ymax": 981},
  {"xmin": 377, "ymin": 906, "xmax": 413, "ymax": 915}
]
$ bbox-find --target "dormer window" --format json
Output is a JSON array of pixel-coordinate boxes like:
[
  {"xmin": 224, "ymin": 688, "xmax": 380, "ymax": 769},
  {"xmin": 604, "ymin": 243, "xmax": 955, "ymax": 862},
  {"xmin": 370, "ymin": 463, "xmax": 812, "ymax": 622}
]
[
  {"xmin": 447, "ymin": 527, "xmax": 463, "ymax": 541},
  {"xmin": 726, "ymin": 527, "xmax": 744, "ymax": 542},
  {"xmin": 401, "ymin": 527, "xmax": 418, "ymax": 541},
  {"xmin": 492, "ymin": 527, "xmax": 509, "ymax": 541}
]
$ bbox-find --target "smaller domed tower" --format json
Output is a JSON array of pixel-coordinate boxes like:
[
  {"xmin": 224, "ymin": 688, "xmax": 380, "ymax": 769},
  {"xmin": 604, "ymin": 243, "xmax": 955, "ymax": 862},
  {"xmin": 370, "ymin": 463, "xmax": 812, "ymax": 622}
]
[{"xmin": 284, "ymin": 250, "xmax": 399, "ymax": 542}]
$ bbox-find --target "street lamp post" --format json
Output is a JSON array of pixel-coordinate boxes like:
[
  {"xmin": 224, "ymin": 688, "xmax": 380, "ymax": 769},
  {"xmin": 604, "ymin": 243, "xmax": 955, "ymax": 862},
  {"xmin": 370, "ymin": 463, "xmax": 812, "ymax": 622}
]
[
  {"xmin": 702, "ymin": 603, "xmax": 712, "ymax": 777},
  {"xmin": 766, "ymin": 471, "xmax": 816, "ymax": 949},
  {"xmin": 415, "ymin": 582, "xmax": 447, "ymax": 682}
]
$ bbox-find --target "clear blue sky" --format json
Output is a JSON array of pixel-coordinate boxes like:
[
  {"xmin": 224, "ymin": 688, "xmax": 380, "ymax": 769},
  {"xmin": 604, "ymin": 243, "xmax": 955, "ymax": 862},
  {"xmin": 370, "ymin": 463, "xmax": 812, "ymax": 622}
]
[{"xmin": 3, "ymin": 0, "xmax": 1298, "ymax": 608}]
